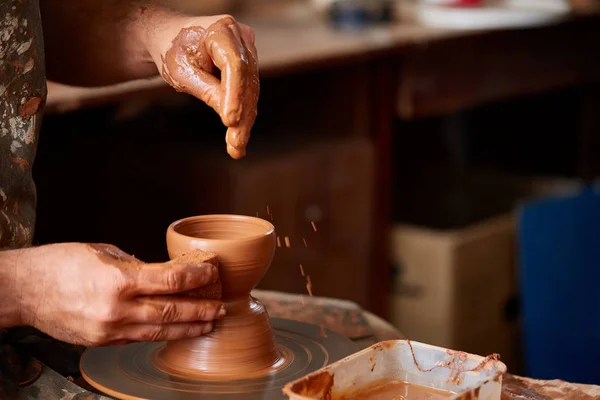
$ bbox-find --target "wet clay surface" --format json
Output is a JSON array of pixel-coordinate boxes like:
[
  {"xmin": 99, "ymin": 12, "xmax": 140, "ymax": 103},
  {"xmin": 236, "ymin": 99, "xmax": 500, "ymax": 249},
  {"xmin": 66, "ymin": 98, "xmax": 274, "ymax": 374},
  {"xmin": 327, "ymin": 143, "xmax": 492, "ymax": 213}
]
[
  {"xmin": 158, "ymin": 215, "xmax": 280, "ymax": 379},
  {"xmin": 335, "ymin": 379, "xmax": 454, "ymax": 400},
  {"xmin": 80, "ymin": 216, "xmax": 360, "ymax": 399},
  {"xmin": 155, "ymin": 296, "xmax": 283, "ymax": 379},
  {"xmin": 290, "ymin": 371, "xmax": 335, "ymax": 400},
  {"xmin": 162, "ymin": 18, "xmax": 259, "ymax": 160}
]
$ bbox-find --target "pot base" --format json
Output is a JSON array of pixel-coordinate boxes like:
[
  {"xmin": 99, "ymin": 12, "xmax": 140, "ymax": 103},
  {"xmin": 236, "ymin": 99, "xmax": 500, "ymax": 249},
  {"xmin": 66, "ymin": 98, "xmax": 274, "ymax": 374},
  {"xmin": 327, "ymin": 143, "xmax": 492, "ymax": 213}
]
[
  {"xmin": 80, "ymin": 318, "xmax": 357, "ymax": 400},
  {"xmin": 154, "ymin": 297, "xmax": 284, "ymax": 380}
]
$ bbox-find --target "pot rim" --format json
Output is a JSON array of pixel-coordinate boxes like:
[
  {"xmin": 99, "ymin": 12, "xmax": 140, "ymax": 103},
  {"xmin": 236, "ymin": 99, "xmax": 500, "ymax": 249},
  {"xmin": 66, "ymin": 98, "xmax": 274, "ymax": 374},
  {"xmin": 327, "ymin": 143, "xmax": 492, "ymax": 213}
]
[{"xmin": 167, "ymin": 214, "xmax": 275, "ymax": 243}]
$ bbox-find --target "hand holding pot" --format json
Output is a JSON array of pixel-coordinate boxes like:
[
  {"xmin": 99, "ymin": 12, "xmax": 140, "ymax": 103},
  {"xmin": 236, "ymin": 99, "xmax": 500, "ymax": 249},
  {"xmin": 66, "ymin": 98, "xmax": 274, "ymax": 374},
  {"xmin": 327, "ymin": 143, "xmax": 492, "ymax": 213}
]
[
  {"xmin": 12, "ymin": 243, "xmax": 225, "ymax": 347},
  {"xmin": 146, "ymin": 14, "xmax": 259, "ymax": 159}
]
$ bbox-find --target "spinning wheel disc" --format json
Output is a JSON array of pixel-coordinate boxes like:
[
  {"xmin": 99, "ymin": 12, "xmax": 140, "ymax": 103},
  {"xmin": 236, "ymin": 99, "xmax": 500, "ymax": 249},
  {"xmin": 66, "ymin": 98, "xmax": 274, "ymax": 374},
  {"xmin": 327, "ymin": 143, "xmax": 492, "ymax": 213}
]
[{"xmin": 80, "ymin": 318, "xmax": 357, "ymax": 399}]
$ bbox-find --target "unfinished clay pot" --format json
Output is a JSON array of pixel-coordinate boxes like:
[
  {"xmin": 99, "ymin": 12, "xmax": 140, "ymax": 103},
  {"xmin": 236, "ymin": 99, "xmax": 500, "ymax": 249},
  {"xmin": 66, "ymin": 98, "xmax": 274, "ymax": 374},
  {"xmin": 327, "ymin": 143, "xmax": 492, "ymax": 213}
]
[{"xmin": 155, "ymin": 215, "xmax": 281, "ymax": 379}]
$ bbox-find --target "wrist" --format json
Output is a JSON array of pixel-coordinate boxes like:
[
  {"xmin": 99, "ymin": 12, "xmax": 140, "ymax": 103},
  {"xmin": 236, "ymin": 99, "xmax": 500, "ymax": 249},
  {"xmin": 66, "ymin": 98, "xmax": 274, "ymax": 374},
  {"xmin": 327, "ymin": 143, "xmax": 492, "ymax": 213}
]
[
  {"xmin": 0, "ymin": 249, "xmax": 33, "ymax": 327},
  {"xmin": 136, "ymin": 4, "xmax": 188, "ymax": 65}
]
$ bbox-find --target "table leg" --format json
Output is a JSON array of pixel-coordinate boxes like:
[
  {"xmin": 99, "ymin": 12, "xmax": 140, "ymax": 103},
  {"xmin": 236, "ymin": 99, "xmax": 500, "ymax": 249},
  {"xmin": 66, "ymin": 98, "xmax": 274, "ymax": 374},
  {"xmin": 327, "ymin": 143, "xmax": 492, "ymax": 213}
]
[{"xmin": 367, "ymin": 59, "xmax": 399, "ymax": 318}]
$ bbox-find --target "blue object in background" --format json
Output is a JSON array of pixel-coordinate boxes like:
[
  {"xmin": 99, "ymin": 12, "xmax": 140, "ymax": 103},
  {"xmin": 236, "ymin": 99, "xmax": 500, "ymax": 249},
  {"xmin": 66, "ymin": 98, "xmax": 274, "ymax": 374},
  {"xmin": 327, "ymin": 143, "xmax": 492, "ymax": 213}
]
[
  {"xmin": 518, "ymin": 186, "xmax": 600, "ymax": 384},
  {"xmin": 327, "ymin": 0, "xmax": 393, "ymax": 30}
]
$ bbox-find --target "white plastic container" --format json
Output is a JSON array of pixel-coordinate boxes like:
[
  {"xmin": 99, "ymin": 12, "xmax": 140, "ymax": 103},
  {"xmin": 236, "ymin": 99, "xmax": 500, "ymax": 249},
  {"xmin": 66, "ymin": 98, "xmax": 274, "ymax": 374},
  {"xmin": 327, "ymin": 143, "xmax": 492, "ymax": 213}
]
[{"xmin": 283, "ymin": 340, "xmax": 507, "ymax": 400}]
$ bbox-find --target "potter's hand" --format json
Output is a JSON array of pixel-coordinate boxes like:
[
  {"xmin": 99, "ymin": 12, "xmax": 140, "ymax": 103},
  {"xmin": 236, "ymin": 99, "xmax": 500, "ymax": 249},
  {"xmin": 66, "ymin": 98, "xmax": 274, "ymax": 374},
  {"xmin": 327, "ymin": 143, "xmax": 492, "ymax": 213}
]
[
  {"xmin": 17, "ymin": 243, "xmax": 225, "ymax": 347},
  {"xmin": 146, "ymin": 15, "xmax": 259, "ymax": 159}
]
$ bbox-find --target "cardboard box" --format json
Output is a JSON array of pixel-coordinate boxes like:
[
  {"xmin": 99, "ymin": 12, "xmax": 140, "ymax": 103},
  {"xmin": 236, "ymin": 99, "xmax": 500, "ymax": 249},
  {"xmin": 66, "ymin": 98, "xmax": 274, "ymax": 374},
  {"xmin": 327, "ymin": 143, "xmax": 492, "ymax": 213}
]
[{"xmin": 389, "ymin": 214, "xmax": 520, "ymax": 370}]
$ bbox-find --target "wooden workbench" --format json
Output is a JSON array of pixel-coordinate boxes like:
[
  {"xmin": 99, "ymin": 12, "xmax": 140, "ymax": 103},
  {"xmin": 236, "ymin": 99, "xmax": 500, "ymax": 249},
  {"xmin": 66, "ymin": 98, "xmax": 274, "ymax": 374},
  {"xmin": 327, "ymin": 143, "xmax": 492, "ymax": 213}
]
[
  {"xmin": 44, "ymin": 8, "xmax": 458, "ymax": 113},
  {"xmin": 10, "ymin": 290, "xmax": 600, "ymax": 399},
  {"xmin": 45, "ymin": 6, "xmax": 600, "ymax": 114}
]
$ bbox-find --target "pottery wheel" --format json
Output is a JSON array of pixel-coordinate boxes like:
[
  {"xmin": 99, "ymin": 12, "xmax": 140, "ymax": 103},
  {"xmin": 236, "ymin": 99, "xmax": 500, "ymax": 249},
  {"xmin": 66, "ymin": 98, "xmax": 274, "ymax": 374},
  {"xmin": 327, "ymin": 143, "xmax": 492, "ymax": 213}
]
[{"xmin": 80, "ymin": 318, "xmax": 357, "ymax": 400}]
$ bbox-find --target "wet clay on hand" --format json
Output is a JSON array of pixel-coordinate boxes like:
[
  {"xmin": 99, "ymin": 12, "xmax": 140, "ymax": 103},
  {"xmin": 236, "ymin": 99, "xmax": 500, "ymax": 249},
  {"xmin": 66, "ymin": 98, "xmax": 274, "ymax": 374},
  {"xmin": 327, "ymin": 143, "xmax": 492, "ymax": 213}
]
[
  {"xmin": 161, "ymin": 17, "xmax": 259, "ymax": 160},
  {"xmin": 20, "ymin": 243, "xmax": 221, "ymax": 348},
  {"xmin": 156, "ymin": 215, "xmax": 283, "ymax": 380},
  {"xmin": 91, "ymin": 244, "xmax": 222, "ymax": 299},
  {"xmin": 88, "ymin": 243, "xmax": 144, "ymax": 266},
  {"xmin": 168, "ymin": 250, "xmax": 222, "ymax": 300}
]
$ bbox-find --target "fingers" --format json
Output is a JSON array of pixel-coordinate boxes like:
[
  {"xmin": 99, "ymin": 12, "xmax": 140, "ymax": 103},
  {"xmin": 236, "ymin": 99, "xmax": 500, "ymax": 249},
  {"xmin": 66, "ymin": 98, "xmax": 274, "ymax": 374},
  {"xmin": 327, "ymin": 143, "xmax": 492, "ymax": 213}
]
[
  {"xmin": 127, "ymin": 262, "xmax": 219, "ymax": 296},
  {"xmin": 239, "ymin": 23, "xmax": 258, "ymax": 62},
  {"xmin": 169, "ymin": 26, "xmax": 216, "ymax": 74},
  {"xmin": 204, "ymin": 18, "xmax": 249, "ymax": 127},
  {"xmin": 162, "ymin": 17, "xmax": 259, "ymax": 159},
  {"xmin": 162, "ymin": 50, "xmax": 222, "ymax": 114},
  {"xmin": 226, "ymin": 124, "xmax": 252, "ymax": 159},
  {"xmin": 125, "ymin": 297, "xmax": 226, "ymax": 324},
  {"xmin": 121, "ymin": 321, "xmax": 214, "ymax": 342},
  {"xmin": 162, "ymin": 26, "xmax": 221, "ymax": 113},
  {"xmin": 225, "ymin": 47, "xmax": 258, "ymax": 159},
  {"xmin": 226, "ymin": 136, "xmax": 246, "ymax": 159}
]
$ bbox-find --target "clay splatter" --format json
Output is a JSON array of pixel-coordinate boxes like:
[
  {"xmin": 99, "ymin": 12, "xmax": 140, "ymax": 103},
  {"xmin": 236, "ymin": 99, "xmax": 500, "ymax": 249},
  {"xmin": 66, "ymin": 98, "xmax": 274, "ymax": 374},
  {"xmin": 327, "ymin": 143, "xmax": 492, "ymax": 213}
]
[
  {"xmin": 302, "ymin": 237, "xmax": 308, "ymax": 247},
  {"xmin": 277, "ymin": 236, "xmax": 281, "ymax": 248},
  {"xmin": 284, "ymin": 236, "xmax": 291, "ymax": 248},
  {"xmin": 299, "ymin": 264, "xmax": 305, "ymax": 277},
  {"xmin": 320, "ymin": 324, "xmax": 328, "ymax": 338},
  {"xmin": 18, "ymin": 96, "xmax": 41, "ymax": 120},
  {"xmin": 406, "ymin": 340, "xmax": 500, "ymax": 386},
  {"xmin": 306, "ymin": 275, "xmax": 313, "ymax": 296},
  {"xmin": 311, "ymin": 221, "xmax": 317, "ymax": 232}
]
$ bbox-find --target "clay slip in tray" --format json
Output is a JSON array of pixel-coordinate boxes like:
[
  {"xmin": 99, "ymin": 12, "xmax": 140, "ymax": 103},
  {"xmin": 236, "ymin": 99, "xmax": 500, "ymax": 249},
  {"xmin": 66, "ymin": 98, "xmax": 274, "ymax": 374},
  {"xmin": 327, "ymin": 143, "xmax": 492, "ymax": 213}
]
[{"xmin": 283, "ymin": 340, "xmax": 507, "ymax": 400}]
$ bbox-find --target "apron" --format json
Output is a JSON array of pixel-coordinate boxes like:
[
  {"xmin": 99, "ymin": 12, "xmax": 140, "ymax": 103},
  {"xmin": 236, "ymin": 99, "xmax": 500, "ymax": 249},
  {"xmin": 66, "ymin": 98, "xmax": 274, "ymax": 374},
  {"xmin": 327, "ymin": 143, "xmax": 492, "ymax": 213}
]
[
  {"xmin": 0, "ymin": 0, "xmax": 52, "ymax": 396},
  {"xmin": 0, "ymin": 0, "xmax": 46, "ymax": 249}
]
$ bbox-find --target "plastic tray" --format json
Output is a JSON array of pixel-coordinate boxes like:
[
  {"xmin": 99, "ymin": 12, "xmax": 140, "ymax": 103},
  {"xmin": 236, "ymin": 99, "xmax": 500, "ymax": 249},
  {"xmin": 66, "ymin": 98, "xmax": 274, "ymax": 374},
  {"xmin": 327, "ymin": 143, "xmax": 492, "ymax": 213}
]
[{"xmin": 283, "ymin": 340, "xmax": 507, "ymax": 399}]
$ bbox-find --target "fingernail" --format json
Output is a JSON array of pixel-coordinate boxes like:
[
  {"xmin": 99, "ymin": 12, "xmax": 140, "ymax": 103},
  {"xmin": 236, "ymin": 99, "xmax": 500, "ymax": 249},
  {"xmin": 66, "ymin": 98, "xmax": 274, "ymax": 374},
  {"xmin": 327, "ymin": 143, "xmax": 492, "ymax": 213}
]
[
  {"xmin": 202, "ymin": 321, "xmax": 214, "ymax": 334},
  {"xmin": 217, "ymin": 304, "xmax": 227, "ymax": 318}
]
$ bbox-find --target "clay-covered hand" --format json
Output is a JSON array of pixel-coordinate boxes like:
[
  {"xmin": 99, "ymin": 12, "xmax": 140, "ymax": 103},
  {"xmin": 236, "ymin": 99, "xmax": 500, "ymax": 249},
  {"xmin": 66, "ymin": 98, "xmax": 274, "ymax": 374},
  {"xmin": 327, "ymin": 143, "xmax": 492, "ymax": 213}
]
[
  {"xmin": 18, "ymin": 243, "xmax": 225, "ymax": 347},
  {"xmin": 145, "ymin": 14, "xmax": 259, "ymax": 159}
]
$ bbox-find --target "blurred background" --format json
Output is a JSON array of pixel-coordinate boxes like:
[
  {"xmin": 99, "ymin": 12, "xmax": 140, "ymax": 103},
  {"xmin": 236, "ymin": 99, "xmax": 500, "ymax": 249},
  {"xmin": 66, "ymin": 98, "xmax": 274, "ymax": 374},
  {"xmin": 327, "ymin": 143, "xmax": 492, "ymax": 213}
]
[{"xmin": 36, "ymin": 0, "xmax": 600, "ymax": 386}]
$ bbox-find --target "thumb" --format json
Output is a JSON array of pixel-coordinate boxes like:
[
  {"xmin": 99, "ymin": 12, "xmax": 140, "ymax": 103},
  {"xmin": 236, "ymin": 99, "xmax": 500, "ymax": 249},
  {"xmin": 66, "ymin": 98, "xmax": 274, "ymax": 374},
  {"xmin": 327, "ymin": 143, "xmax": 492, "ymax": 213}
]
[{"xmin": 126, "ymin": 262, "xmax": 219, "ymax": 296}]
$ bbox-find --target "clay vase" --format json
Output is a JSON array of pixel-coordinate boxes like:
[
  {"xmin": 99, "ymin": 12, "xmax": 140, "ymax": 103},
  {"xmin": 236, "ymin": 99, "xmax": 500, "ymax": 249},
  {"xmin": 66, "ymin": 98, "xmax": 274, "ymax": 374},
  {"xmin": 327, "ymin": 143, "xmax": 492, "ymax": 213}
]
[{"xmin": 155, "ymin": 215, "xmax": 280, "ymax": 379}]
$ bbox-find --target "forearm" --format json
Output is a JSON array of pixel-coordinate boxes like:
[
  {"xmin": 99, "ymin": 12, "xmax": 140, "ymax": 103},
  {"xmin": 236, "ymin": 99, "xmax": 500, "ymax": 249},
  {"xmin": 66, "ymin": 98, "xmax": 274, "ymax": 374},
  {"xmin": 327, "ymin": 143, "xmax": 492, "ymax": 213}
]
[
  {"xmin": 0, "ymin": 249, "xmax": 28, "ymax": 328},
  {"xmin": 40, "ymin": 0, "xmax": 182, "ymax": 86}
]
